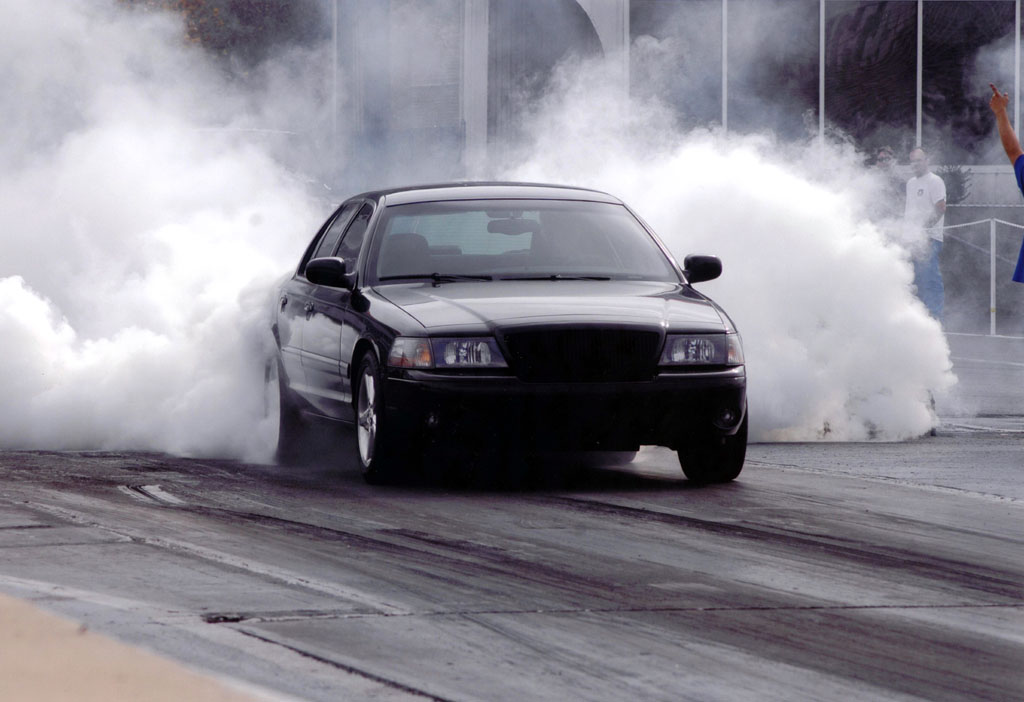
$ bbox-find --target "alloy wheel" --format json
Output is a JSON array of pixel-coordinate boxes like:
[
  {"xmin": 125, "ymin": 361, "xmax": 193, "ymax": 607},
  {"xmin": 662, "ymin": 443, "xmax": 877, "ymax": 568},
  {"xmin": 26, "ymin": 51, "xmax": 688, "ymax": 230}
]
[{"xmin": 357, "ymin": 367, "xmax": 377, "ymax": 467}]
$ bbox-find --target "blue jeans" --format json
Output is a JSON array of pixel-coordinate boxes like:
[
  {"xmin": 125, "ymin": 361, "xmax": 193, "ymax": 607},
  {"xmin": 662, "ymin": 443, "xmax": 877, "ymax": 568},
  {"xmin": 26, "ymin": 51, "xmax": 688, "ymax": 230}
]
[{"xmin": 913, "ymin": 239, "xmax": 944, "ymax": 321}]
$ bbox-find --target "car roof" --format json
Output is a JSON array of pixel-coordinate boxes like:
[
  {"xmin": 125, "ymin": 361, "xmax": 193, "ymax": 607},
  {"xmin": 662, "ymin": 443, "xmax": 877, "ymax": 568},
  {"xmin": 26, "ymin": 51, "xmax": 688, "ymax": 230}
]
[{"xmin": 346, "ymin": 182, "xmax": 623, "ymax": 207}]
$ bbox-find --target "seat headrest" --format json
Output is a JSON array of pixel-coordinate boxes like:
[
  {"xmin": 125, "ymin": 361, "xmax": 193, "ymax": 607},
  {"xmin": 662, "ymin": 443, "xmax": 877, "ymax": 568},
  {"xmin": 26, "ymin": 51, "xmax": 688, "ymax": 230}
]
[{"xmin": 380, "ymin": 232, "xmax": 430, "ymax": 277}]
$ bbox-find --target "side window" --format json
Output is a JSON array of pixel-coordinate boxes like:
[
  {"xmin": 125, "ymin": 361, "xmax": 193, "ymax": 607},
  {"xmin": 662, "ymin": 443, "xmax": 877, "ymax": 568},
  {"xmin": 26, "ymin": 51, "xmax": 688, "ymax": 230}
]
[
  {"xmin": 311, "ymin": 203, "xmax": 359, "ymax": 261},
  {"xmin": 336, "ymin": 203, "xmax": 374, "ymax": 264}
]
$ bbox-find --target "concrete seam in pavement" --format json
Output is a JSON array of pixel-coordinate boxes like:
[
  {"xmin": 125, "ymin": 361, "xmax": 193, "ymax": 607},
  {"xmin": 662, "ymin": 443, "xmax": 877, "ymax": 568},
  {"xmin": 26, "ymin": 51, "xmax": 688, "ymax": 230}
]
[{"xmin": 236, "ymin": 628, "xmax": 451, "ymax": 702}]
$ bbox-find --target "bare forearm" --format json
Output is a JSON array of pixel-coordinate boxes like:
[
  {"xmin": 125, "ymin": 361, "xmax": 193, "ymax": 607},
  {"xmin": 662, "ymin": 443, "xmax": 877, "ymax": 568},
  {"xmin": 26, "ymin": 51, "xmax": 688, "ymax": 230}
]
[{"xmin": 995, "ymin": 109, "xmax": 1024, "ymax": 163}]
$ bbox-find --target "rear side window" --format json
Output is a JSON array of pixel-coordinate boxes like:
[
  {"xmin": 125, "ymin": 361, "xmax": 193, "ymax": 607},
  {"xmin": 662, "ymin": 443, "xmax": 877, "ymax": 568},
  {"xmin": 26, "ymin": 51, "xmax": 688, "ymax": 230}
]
[
  {"xmin": 337, "ymin": 203, "xmax": 374, "ymax": 263},
  {"xmin": 311, "ymin": 203, "xmax": 359, "ymax": 261}
]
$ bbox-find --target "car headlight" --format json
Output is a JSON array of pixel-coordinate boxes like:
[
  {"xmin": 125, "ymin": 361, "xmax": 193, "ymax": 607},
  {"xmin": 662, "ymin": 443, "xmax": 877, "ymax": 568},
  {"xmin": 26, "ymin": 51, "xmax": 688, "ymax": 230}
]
[
  {"xmin": 660, "ymin": 333, "xmax": 744, "ymax": 366},
  {"xmin": 388, "ymin": 337, "xmax": 433, "ymax": 368},
  {"xmin": 433, "ymin": 338, "xmax": 508, "ymax": 368},
  {"xmin": 387, "ymin": 337, "xmax": 508, "ymax": 368}
]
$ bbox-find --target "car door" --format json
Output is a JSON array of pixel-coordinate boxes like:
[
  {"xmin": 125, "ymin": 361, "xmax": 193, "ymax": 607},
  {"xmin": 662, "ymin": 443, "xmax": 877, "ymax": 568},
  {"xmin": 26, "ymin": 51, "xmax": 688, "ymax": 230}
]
[
  {"xmin": 301, "ymin": 201, "xmax": 374, "ymax": 420},
  {"xmin": 276, "ymin": 274, "xmax": 312, "ymax": 396},
  {"xmin": 281, "ymin": 202, "xmax": 359, "ymax": 403}
]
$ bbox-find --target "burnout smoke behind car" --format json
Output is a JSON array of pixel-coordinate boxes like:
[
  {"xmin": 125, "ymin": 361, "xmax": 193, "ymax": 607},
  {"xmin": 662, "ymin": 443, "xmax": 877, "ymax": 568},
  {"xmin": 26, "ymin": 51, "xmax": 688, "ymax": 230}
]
[
  {"xmin": 500, "ymin": 59, "xmax": 956, "ymax": 440},
  {"xmin": 0, "ymin": 2, "xmax": 319, "ymax": 457},
  {"xmin": 0, "ymin": 1, "xmax": 955, "ymax": 458}
]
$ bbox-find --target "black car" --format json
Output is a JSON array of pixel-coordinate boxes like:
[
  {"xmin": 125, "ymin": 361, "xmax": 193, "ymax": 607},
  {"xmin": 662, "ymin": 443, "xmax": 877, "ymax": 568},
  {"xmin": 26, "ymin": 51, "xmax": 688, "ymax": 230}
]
[{"xmin": 268, "ymin": 182, "xmax": 747, "ymax": 483}]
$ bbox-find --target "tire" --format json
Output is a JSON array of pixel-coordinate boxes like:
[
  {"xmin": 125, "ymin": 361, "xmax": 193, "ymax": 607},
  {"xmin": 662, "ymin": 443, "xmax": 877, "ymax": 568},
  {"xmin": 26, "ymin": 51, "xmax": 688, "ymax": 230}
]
[
  {"xmin": 266, "ymin": 358, "xmax": 307, "ymax": 465},
  {"xmin": 677, "ymin": 414, "xmax": 747, "ymax": 484},
  {"xmin": 354, "ymin": 352, "xmax": 414, "ymax": 484}
]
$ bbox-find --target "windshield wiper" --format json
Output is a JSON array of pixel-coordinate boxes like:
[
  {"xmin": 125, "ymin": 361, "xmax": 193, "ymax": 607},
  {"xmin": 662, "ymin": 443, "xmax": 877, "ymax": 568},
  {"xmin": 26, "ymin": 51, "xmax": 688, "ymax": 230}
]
[
  {"xmin": 378, "ymin": 272, "xmax": 494, "ymax": 285},
  {"xmin": 499, "ymin": 274, "xmax": 612, "ymax": 281}
]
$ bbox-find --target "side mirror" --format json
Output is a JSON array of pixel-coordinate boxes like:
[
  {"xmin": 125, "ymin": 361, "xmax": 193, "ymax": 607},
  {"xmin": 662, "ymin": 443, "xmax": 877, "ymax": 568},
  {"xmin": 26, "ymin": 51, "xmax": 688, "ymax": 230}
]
[
  {"xmin": 306, "ymin": 256, "xmax": 356, "ymax": 290},
  {"xmin": 683, "ymin": 254, "xmax": 722, "ymax": 284}
]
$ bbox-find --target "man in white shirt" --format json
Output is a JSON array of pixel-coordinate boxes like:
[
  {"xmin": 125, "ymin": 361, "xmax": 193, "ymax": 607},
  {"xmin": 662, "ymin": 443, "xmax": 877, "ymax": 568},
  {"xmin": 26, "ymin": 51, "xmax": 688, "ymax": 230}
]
[{"xmin": 904, "ymin": 148, "xmax": 947, "ymax": 320}]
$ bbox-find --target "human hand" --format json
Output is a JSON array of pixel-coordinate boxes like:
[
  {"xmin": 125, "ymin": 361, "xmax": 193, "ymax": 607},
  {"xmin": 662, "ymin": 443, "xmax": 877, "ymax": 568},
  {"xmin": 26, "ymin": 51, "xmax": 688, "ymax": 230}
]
[{"xmin": 990, "ymin": 83, "xmax": 1011, "ymax": 114}]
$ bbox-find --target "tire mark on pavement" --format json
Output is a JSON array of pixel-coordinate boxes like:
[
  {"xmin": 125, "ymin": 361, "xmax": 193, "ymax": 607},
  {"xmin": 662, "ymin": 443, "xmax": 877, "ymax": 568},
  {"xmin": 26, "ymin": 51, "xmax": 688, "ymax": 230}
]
[{"xmin": 535, "ymin": 495, "xmax": 1024, "ymax": 600}]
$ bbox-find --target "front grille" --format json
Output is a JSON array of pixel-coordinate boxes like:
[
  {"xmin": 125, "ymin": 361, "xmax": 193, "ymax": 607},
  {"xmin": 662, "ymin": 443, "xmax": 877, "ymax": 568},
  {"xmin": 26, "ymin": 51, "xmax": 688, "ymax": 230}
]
[{"xmin": 500, "ymin": 328, "xmax": 662, "ymax": 382}]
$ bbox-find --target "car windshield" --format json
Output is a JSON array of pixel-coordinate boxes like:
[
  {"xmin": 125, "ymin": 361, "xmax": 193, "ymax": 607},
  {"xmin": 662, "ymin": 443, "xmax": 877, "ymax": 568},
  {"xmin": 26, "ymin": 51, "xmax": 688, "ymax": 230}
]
[{"xmin": 372, "ymin": 199, "xmax": 680, "ymax": 283}]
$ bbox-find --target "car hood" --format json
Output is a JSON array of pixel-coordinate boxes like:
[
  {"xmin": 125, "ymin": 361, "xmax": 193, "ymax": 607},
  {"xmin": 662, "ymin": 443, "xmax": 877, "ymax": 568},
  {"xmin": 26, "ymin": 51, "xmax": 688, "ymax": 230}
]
[{"xmin": 373, "ymin": 280, "xmax": 726, "ymax": 333}]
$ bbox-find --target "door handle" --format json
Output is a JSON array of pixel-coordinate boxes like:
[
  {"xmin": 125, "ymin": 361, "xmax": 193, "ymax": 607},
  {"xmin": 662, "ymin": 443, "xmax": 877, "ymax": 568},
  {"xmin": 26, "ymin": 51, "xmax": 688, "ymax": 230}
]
[{"xmin": 304, "ymin": 302, "xmax": 315, "ymax": 317}]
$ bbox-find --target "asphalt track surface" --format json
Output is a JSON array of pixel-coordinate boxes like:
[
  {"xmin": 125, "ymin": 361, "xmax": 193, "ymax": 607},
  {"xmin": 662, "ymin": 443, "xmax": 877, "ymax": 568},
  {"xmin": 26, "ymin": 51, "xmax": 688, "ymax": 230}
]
[{"xmin": 1, "ymin": 419, "xmax": 1022, "ymax": 701}]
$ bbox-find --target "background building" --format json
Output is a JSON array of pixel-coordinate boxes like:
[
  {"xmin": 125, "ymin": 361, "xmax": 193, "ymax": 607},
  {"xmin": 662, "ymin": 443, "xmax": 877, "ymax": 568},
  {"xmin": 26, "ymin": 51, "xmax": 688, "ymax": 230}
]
[{"xmin": 331, "ymin": 1, "xmax": 1022, "ymax": 197}]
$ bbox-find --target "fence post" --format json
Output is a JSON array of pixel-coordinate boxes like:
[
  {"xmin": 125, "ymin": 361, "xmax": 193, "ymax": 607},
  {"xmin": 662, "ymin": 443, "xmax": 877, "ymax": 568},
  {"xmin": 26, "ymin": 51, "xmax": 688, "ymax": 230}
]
[{"xmin": 990, "ymin": 219, "xmax": 997, "ymax": 336}]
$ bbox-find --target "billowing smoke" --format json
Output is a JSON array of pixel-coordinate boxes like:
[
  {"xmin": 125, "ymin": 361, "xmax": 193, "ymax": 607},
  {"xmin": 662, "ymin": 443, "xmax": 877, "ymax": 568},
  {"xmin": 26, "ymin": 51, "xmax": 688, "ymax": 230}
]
[
  {"xmin": 0, "ymin": 0, "xmax": 962, "ymax": 459},
  {"xmin": 0, "ymin": 1, "xmax": 323, "ymax": 458},
  {"xmin": 500, "ymin": 58, "xmax": 955, "ymax": 441}
]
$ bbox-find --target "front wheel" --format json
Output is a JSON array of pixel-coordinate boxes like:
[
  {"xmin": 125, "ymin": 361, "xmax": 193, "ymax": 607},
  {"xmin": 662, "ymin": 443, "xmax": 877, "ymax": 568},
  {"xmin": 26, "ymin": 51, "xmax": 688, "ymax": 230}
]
[
  {"xmin": 355, "ymin": 352, "xmax": 415, "ymax": 483},
  {"xmin": 677, "ymin": 414, "xmax": 747, "ymax": 484}
]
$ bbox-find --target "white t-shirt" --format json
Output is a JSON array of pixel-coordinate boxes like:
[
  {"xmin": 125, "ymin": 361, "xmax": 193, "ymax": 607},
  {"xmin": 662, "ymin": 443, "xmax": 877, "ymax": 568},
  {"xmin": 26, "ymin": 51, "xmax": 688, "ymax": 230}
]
[{"xmin": 904, "ymin": 171, "xmax": 946, "ymax": 242}]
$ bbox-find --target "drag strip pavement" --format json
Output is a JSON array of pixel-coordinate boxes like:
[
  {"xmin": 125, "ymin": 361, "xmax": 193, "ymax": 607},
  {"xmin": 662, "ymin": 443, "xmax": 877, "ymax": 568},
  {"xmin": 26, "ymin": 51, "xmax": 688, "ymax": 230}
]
[{"xmin": 0, "ymin": 440, "xmax": 1021, "ymax": 701}]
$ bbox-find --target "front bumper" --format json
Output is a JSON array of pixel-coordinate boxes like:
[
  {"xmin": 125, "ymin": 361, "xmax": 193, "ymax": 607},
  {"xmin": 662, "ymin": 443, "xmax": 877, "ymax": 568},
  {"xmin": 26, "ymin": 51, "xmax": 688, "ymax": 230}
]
[{"xmin": 383, "ymin": 367, "xmax": 746, "ymax": 452}]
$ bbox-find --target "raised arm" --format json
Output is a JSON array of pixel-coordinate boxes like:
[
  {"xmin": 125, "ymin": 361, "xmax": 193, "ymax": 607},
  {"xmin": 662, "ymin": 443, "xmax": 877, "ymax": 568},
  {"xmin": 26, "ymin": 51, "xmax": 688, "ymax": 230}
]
[{"xmin": 990, "ymin": 83, "xmax": 1024, "ymax": 164}]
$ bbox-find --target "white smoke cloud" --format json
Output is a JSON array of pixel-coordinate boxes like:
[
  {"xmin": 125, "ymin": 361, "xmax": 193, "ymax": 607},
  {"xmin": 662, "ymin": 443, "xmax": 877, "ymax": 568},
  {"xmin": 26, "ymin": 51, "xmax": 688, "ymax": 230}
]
[
  {"xmin": 502, "ymin": 60, "xmax": 955, "ymax": 441},
  {"xmin": 0, "ymin": 1, "xmax": 320, "ymax": 459},
  {"xmin": 0, "ymin": 0, "xmax": 957, "ymax": 461}
]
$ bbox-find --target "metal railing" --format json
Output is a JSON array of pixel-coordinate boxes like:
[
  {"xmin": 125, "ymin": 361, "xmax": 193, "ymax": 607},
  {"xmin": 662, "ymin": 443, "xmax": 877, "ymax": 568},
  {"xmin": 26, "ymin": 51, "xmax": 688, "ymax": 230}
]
[{"xmin": 941, "ymin": 218, "xmax": 1024, "ymax": 335}]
